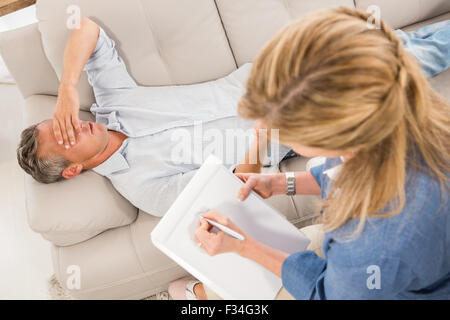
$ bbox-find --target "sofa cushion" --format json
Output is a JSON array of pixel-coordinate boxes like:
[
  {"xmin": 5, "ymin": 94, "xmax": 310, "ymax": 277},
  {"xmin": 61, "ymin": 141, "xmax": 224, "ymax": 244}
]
[
  {"xmin": 354, "ymin": 0, "xmax": 450, "ymax": 29},
  {"xmin": 23, "ymin": 95, "xmax": 94, "ymax": 126},
  {"xmin": 402, "ymin": 11, "xmax": 450, "ymax": 32},
  {"xmin": 53, "ymin": 211, "xmax": 188, "ymax": 299},
  {"xmin": 0, "ymin": 24, "xmax": 59, "ymax": 98},
  {"xmin": 215, "ymin": 0, "xmax": 355, "ymax": 66},
  {"xmin": 23, "ymin": 95, "xmax": 138, "ymax": 246},
  {"xmin": 36, "ymin": 0, "xmax": 237, "ymax": 110}
]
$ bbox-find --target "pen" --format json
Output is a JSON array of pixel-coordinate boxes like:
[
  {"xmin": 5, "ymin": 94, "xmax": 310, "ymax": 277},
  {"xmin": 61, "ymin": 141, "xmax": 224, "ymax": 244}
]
[{"xmin": 202, "ymin": 217, "xmax": 245, "ymax": 241}]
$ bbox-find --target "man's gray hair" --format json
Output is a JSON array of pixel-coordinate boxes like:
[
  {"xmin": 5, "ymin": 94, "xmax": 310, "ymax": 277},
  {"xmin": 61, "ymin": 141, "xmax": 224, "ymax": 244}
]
[{"xmin": 17, "ymin": 123, "xmax": 71, "ymax": 184}]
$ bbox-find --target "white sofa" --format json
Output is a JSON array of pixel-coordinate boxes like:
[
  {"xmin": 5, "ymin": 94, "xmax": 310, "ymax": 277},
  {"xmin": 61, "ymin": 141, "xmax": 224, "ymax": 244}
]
[{"xmin": 1, "ymin": 0, "xmax": 449, "ymax": 299}]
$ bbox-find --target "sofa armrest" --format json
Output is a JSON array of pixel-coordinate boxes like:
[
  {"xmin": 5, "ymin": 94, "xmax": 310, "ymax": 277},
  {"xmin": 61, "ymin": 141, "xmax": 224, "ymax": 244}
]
[{"xmin": 0, "ymin": 23, "xmax": 59, "ymax": 98}]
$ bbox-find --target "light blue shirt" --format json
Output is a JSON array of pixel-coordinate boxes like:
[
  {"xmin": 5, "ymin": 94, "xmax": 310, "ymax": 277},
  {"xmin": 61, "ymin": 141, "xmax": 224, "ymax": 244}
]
[
  {"xmin": 281, "ymin": 21, "xmax": 450, "ymax": 300},
  {"xmin": 282, "ymin": 157, "xmax": 449, "ymax": 299},
  {"xmin": 86, "ymin": 28, "xmax": 289, "ymax": 216}
]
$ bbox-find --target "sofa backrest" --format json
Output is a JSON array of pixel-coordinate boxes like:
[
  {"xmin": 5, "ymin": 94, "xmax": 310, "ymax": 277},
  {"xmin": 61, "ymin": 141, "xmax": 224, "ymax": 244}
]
[
  {"xmin": 36, "ymin": 0, "xmax": 238, "ymax": 110},
  {"xmin": 354, "ymin": 0, "xmax": 450, "ymax": 30},
  {"xmin": 5, "ymin": 0, "xmax": 450, "ymax": 106},
  {"xmin": 215, "ymin": 0, "xmax": 355, "ymax": 66},
  {"xmin": 217, "ymin": 0, "xmax": 450, "ymax": 66}
]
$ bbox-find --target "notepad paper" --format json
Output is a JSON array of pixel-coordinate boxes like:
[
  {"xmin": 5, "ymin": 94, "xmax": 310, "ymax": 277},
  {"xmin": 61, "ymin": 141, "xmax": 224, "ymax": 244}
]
[{"xmin": 151, "ymin": 155, "xmax": 310, "ymax": 300}]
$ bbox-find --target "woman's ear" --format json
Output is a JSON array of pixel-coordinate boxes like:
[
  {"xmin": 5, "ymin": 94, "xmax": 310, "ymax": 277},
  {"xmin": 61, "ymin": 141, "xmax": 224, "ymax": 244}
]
[{"xmin": 62, "ymin": 163, "xmax": 84, "ymax": 179}]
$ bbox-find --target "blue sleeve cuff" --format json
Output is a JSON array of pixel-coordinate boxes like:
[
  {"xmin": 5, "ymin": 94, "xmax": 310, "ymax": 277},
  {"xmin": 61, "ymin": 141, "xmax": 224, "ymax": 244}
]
[
  {"xmin": 282, "ymin": 250, "xmax": 327, "ymax": 300},
  {"xmin": 309, "ymin": 163, "xmax": 325, "ymax": 189}
]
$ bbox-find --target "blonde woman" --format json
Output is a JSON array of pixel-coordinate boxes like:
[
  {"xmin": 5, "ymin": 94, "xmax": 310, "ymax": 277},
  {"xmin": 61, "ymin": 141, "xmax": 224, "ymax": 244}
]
[{"xmin": 170, "ymin": 7, "xmax": 450, "ymax": 299}]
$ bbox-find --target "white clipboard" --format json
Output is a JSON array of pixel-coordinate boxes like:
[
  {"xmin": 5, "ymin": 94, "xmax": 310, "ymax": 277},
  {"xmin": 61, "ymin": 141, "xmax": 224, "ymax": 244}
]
[{"xmin": 151, "ymin": 155, "xmax": 310, "ymax": 300}]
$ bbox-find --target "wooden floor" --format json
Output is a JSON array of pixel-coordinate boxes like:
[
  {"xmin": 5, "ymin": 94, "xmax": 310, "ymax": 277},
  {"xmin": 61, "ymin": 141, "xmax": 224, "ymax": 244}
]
[
  {"xmin": 0, "ymin": 0, "xmax": 36, "ymax": 17},
  {"xmin": 0, "ymin": 84, "xmax": 52, "ymax": 299}
]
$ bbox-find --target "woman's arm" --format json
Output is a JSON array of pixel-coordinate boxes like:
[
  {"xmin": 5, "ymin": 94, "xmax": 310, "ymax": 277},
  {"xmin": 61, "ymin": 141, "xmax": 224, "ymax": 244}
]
[
  {"xmin": 293, "ymin": 171, "xmax": 322, "ymax": 195},
  {"xmin": 236, "ymin": 170, "xmax": 321, "ymax": 201},
  {"xmin": 238, "ymin": 236, "xmax": 289, "ymax": 278}
]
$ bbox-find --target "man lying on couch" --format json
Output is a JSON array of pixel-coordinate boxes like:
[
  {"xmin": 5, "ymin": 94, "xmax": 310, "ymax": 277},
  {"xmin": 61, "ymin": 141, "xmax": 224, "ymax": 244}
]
[
  {"xmin": 17, "ymin": 18, "xmax": 450, "ymax": 218},
  {"xmin": 16, "ymin": 18, "xmax": 290, "ymax": 217}
]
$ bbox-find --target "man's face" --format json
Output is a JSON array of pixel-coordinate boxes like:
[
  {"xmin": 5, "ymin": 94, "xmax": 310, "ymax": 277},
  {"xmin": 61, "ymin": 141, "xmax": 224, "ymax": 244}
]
[{"xmin": 37, "ymin": 119, "xmax": 109, "ymax": 165}]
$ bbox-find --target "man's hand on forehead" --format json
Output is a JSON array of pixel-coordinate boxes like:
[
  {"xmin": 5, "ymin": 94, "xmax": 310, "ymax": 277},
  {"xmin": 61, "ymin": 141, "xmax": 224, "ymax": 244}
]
[{"xmin": 53, "ymin": 84, "xmax": 81, "ymax": 150}]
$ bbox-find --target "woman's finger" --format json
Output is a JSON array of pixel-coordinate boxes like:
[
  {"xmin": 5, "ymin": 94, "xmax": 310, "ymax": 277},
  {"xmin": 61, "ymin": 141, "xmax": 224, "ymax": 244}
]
[
  {"xmin": 238, "ymin": 176, "xmax": 258, "ymax": 201},
  {"xmin": 195, "ymin": 220, "xmax": 212, "ymax": 238},
  {"xmin": 201, "ymin": 210, "xmax": 230, "ymax": 226},
  {"xmin": 194, "ymin": 233, "xmax": 200, "ymax": 244},
  {"xmin": 199, "ymin": 219, "xmax": 212, "ymax": 231},
  {"xmin": 235, "ymin": 173, "xmax": 251, "ymax": 183},
  {"xmin": 195, "ymin": 223, "xmax": 215, "ymax": 245}
]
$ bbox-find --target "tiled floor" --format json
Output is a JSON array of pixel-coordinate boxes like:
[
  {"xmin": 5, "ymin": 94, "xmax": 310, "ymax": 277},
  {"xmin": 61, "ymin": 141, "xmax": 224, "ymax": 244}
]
[{"xmin": 0, "ymin": 84, "xmax": 53, "ymax": 299}]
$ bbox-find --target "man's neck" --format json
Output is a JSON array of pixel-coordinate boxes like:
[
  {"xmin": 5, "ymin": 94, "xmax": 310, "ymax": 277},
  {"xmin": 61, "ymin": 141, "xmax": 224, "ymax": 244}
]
[{"xmin": 83, "ymin": 130, "xmax": 128, "ymax": 170}]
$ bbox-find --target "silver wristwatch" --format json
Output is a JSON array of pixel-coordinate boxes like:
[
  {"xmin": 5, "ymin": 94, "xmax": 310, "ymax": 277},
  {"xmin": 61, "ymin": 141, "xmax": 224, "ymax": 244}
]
[{"xmin": 285, "ymin": 172, "xmax": 295, "ymax": 196}]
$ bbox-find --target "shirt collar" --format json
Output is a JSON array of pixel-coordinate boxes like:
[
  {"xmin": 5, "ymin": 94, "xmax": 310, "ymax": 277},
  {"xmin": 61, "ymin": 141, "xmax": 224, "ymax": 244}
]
[
  {"xmin": 92, "ymin": 142, "xmax": 130, "ymax": 176},
  {"xmin": 323, "ymin": 156, "xmax": 345, "ymax": 180}
]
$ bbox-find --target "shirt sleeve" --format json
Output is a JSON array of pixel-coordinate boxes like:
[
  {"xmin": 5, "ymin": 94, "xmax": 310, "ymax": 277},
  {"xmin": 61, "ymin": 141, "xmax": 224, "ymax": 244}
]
[
  {"xmin": 282, "ymin": 251, "xmax": 327, "ymax": 299},
  {"xmin": 309, "ymin": 163, "xmax": 325, "ymax": 190},
  {"xmin": 282, "ymin": 244, "xmax": 415, "ymax": 299},
  {"xmin": 396, "ymin": 20, "xmax": 450, "ymax": 78},
  {"xmin": 84, "ymin": 27, "xmax": 137, "ymax": 95}
]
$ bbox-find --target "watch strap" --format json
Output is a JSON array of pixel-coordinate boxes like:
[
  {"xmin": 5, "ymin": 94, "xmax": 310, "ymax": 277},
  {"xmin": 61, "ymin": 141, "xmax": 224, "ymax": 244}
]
[{"xmin": 285, "ymin": 171, "xmax": 295, "ymax": 196}]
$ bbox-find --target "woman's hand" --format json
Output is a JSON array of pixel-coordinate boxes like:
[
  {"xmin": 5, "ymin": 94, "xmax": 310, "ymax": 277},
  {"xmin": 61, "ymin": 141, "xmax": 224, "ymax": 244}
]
[
  {"xmin": 53, "ymin": 84, "xmax": 81, "ymax": 149},
  {"xmin": 235, "ymin": 173, "xmax": 286, "ymax": 201},
  {"xmin": 194, "ymin": 210, "xmax": 249, "ymax": 256},
  {"xmin": 194, "ymin": 210, "xmax": 289, "ymax": 278}
]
